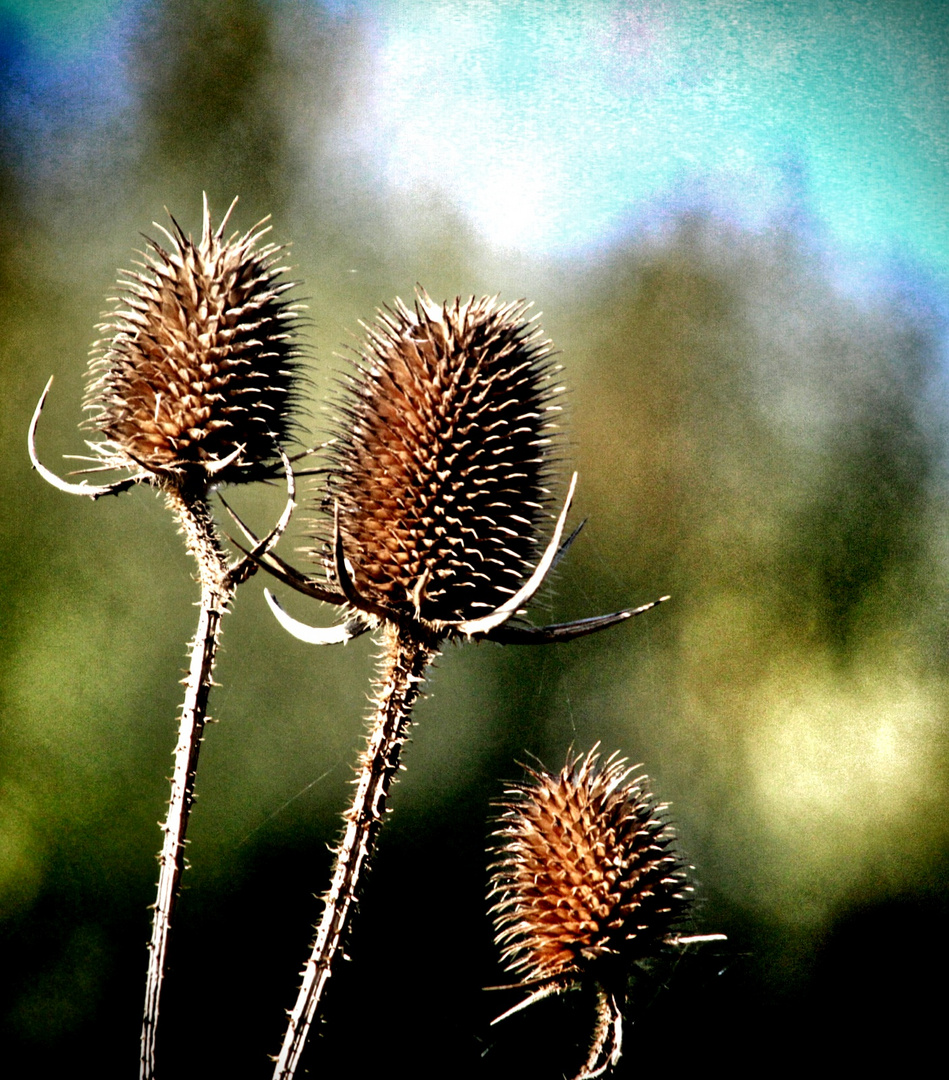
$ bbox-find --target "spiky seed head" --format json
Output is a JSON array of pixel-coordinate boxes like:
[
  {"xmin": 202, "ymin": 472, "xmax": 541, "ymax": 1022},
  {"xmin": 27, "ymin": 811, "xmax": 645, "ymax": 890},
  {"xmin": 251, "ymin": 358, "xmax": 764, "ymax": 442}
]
[
  {"xmin": 321, "ymin": 290, "xmax": 562, "ymax": 628},
  {"xmin": 83, "ymin": 198, "xmax": 303, "ymax": 490},
  {"xmin": 489, "ymin": 748, "xmax": 693, "ymax": 990}
]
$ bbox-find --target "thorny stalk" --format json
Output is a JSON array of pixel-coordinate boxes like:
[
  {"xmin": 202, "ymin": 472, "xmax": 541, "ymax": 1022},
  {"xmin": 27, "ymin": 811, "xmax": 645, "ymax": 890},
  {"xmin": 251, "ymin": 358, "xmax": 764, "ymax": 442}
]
[
  {"xmin": 140, "ymin": 492, "xmax": 232, "ymax": 1080},
  {"xmin": 272, "ymin": 623, "xmax": 438, "ymax": 1080},
  {"xmin": 31, "ymin": 376, "xmax": 298, "ymax": 1080},
  {"xmin": 141, "ymin": 471, "xmax": 295, "ymax": 1080},
  {"xmin": 578, "ymin": 987, "xmax": 623, "ymax": 1080},
  {"xmin": 26, "ymin": 195, "xmax": 304, "ymax": 1077}
]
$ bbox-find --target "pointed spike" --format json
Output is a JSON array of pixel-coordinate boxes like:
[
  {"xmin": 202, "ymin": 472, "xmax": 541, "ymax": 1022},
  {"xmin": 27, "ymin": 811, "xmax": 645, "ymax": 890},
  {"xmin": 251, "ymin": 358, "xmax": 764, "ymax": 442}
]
[
  {"xmin": 216, "ymin": 194, "xmax": 239, "ymax": 241},
  {"xmin": 220, "ymin": 501, "xmax": 345, "ymax": 605},
  {"xmin": 218, "ymin": 492, "xmax": 262, "ymax": 546},
  {"xmin": 552, "ymin": 518, "xmax": 585, "ymax": 572},
  {"xmin": 204, "ymin": 443, "xmax": 245, "ymax": 476},
  {"xmin": 486, "ymin": 595, "xmax": 669, "ymax": 644},
  {"xmin": 261, "ymin": 551, "xmax": 347, "ymax": 605},
  {"xmin": 202, "ymin": 191, "xmax": 213, "ymax": 246},
  {"xmin": 227, "ymin": 444, "xmax": 296, "ymax": 584},
  {"xmin": 489, "ymin": 982, "xmax": 563, "ymax": 1026},
  {"xmin": 666, "ymin": 932, "xmax": 728, "ymax": 947}
]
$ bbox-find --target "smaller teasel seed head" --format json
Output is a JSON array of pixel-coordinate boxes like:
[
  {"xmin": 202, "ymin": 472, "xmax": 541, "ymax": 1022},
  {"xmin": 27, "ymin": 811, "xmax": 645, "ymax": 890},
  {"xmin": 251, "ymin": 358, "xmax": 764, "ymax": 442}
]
[
  {"xmin": 318, "ymin": 290, "xmax": 563, "ymax": 631},
  {"xmin": 489, "ymin": 747, "xmax": 693, "ymax": 993},
  {"xmin": 83, "ymin": 196, "xmax": 303, "ymax": 490}
]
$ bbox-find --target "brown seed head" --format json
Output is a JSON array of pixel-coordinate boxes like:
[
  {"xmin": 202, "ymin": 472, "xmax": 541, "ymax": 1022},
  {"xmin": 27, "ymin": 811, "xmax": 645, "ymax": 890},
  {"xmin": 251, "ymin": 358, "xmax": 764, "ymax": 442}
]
[
  {"xmin": 320, "ymin": 291, "xmax": 562, "ymax": 628},
  {"xmin": 489, "ymin": 748, "xmax": 693, "ymax": 990},
  {"xmin": 83, "ymin": 198, "xmax": 303, "ymax": 489}
]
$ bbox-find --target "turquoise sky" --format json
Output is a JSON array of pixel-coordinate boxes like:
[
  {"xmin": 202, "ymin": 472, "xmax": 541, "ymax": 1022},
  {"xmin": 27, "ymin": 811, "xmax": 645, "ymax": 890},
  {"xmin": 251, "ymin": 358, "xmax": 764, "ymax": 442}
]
[
  {"xmin": 360, "ymin": 1, "xmax": 949, "ymax": 277},
  {"xmin": 6, "ymin": 0, "xmax": 949, "ymax": 289}
]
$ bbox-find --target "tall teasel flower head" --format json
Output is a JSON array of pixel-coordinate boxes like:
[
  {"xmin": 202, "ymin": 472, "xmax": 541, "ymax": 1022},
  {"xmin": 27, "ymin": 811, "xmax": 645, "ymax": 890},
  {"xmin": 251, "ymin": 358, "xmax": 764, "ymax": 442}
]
[
  {"xmin": 28, "ymin": 197, "xmax": 302, "ymax": 1080},
  {"xmin": 259, "ymin": 290, "xmax": 665, "ymax": 646},
  {"xmin": 257, "ymin": 297, "xmax": 668, "ymax": 1077},
  {"xmin": 30, "ymin": 195, "xmax": 303, "ymax": 499},
  {"xmin": 82, "ymin": 195, "xmax": 303, "ymax": 490},
  {"xmin": 324, "ymin": 292, "xmax": 561, "ymax": 629}
]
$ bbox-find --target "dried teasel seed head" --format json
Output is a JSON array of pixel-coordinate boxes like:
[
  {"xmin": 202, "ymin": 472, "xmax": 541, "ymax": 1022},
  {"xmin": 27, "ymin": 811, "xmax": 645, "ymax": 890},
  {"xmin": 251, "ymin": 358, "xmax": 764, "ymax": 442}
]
[
  {"xmin": 320, "ymin": 290, "xmax": 563, "ymax": 628},
  {"xmin": 83, "ymin": 197, "xmax": 303, "ymax": 489},
  {"xmin": 489, "ymin": 747, "xmax": 693, "ymax": 991}
]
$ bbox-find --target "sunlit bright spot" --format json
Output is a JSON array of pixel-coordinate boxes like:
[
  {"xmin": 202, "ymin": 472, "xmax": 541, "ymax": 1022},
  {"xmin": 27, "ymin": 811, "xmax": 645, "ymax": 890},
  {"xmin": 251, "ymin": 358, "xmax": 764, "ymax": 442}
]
[
  {"xmin": 0, "ymin": 786, "xmax": 46, "ymax": 919},
  {"xmin": 747, "ymin": 663, "xmax": 945, "ymax": 916}
]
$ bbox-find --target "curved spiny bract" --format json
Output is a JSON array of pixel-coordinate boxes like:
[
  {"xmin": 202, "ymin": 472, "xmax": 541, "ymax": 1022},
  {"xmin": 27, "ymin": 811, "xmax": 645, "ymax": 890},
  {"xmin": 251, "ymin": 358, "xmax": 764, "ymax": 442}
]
[
  {"xmin": 320, "ymin": 291, "xmax": 563, "ymax": 631},
  {"xmin": 83, "ymin": 195, "xmax": 304, "ymax": 491},
  {"xmin": 252, "ymin": 293, "xmax": 662, "ymax": 646}
]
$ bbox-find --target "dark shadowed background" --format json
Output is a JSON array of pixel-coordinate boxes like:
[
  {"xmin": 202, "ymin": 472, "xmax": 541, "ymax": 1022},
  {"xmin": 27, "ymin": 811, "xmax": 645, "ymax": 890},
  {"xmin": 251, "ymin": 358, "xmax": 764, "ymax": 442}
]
[{"xmin": 2, "ymin": 1, "xmax": 948, "ymax": 1075}]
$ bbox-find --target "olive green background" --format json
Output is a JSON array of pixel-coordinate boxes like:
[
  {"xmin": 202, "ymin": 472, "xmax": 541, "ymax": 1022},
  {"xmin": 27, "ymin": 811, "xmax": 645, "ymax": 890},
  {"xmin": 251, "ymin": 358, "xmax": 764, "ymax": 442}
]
[{"xmin": 2, "ymin": 2, "xmax": 947, "ymax": 1075}]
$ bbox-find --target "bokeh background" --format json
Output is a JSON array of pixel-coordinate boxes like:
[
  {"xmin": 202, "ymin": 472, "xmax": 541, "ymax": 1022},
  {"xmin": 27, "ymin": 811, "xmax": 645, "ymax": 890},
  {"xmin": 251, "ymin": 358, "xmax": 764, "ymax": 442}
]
[{"xmin": 2, "ymin": 1, "xmax": 948, "ymax": 1075}]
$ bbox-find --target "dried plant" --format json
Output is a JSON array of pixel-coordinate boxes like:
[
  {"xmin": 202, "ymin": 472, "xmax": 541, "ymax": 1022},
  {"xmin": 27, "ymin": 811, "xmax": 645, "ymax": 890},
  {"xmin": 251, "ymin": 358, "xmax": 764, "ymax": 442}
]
[
  {"xmin": 488, "ymin": 747, "xmax": 724, "ymax": 1079},
  {"xmin": 29, "ymin": 196, "xmax": 304, "ymax": 1080},
  {"xmin": 240, "ymin": 292, "xmax": 666, "ymax": 1079}
]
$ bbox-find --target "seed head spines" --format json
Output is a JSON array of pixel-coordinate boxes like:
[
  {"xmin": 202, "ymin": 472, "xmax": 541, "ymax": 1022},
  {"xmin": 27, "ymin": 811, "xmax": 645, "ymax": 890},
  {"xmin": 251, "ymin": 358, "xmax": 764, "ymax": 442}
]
[
  {"xmin": 489, "ymin": 747, "xmax": 693, "ymax": 989},
  {"xmin": 83, "ymin": 197, "xmax": 304, "ymax": 490},
  {"xmin": 319, "ymin": 290, "xmax": 564, "ymax": 629}
]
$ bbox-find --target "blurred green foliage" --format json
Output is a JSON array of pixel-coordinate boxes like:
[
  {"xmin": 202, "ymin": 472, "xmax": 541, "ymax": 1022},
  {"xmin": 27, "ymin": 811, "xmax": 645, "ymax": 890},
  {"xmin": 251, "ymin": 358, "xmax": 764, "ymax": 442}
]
[{"xmin": 2, "ymin": 2, "xmax": 947, "ymax": 1075}]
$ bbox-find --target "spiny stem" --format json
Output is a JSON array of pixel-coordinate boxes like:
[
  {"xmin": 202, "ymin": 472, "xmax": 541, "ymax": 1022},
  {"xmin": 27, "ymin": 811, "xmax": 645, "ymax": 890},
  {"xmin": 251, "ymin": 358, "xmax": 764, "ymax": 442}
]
[
  {"xmin": 272, "ymin": 623, "xmax": 438, "ymax": 1080},
  {"xmin": 140, "ymin": 492, "xmax": 234, "ymax": 1080},
  {"xmin": 576, "ymin": 986, "xmax": 623, "ymax": 1080}
]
